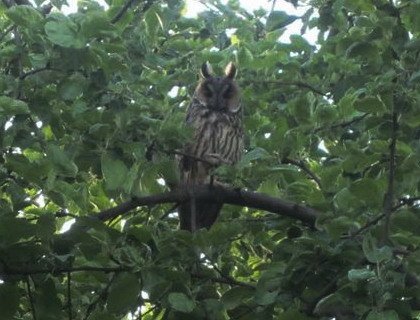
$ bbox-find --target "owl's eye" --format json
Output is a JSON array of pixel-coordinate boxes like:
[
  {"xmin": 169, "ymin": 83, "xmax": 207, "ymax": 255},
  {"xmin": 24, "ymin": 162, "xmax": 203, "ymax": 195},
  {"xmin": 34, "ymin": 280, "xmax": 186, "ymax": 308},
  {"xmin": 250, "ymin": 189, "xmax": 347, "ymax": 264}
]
[
  {"xmin": 202, "ymin": 83, "xmax": 213, "ymax": 97},
  {"xmin": 222, "ymin": 85, "xmax": 233, "ymax": 98}
]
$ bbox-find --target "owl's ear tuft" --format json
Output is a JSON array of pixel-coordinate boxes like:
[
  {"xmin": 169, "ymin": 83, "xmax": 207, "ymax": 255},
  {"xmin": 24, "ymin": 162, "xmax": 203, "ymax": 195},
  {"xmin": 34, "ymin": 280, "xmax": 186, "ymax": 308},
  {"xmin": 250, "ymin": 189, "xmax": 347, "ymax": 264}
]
[
  {"xmin": 224, "ymin": 62, "xmax": 236, "ymax": 79},
  {"xmin": 200, "ymin": 62, "xmax": 213, "ymax": 78}
]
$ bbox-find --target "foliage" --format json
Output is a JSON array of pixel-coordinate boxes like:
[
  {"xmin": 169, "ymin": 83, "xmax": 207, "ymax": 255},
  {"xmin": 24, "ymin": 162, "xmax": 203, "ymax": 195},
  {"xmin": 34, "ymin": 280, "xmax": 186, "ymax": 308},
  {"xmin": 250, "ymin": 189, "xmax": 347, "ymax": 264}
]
[{"xmin": 0, "ymin": 0, "xmax": 419, "ymax": 319}]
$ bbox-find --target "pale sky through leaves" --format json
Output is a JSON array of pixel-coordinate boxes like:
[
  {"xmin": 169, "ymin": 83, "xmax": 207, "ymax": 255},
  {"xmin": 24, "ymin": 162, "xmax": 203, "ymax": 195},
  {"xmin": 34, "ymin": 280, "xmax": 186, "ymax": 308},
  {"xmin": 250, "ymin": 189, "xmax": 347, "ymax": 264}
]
[{"xmin": 62, "ymin": 0, "xmax": 318, "ymax": 44}]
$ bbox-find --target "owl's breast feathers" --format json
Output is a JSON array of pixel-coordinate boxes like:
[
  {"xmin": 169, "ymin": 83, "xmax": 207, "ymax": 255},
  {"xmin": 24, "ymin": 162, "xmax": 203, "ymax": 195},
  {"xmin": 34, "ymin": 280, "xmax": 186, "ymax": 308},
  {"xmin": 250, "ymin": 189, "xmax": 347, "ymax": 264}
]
[{"xmin": 181, "ymin": 99, "xmax": 243, "ymax": 185}]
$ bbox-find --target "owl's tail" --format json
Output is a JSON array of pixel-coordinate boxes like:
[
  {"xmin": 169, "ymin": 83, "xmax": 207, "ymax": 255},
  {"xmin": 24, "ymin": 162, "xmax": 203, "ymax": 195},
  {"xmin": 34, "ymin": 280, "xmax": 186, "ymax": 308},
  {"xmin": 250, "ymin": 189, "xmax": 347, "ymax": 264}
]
[{"xmin": 179, "ymin": 199, "xmax": 222, "ymax": 231}]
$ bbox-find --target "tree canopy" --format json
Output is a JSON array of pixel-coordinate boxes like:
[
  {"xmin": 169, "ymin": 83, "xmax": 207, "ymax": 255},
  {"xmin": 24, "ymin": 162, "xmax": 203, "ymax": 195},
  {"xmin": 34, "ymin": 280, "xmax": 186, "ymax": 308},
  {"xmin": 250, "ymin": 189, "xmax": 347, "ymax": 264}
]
[{"xmin": 0, "ymin": 0, "xmax": 419, "ymax": 319}]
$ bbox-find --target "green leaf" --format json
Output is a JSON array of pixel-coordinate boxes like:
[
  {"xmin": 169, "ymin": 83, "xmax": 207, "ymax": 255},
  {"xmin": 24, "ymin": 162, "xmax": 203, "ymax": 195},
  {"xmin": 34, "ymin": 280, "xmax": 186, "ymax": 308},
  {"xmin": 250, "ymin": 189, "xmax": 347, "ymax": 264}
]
[
  {"xmin": 36, "ymin": 214, "xmax": 56, "ymax": 242},
  {"xmin": 46, "ymin": 145, "xmax": 78, "ymax": 177},
  {"xmin": 314, "ymin": 293, "xmax": 347, "ymax": 316},
  {"xmin": 266, "ymin": 11, "xmax": 298, "ymax": 31},
  {"xmin": 348, "ymin": 268, "xmax": 376, "ymax": 281},
  {"xmin": 168, "ymin": 292, "xmax": 195, "ymax": 313},
  {"xmin": 237, "ymin": 46, "xmax": 254, "ymax": 66},
  {"xmin": 238, "ymin": 147, "xmax": 270, "ymax": 168},
  {"xmin": 101, "ymin": 154, "xmax": 129, "ymax": 191},
  {"xmin": 127, "ymin": 226, "xmax": 153, "ymax": 243},
  {"xmin": 81, "ymin": 12, "xmax": 114, "ymax": 38},
  {"xmin": 354, "ymin": 96, "xmax": 386, "ymax": 113},
  {"xmin": 0, "ymin": 216, "xmax": 37, "ymax": 245},
  {"xmin": 6, "ymin": 5, "xmax": 43, "ymax": 27},
  {"xmin": 409, "ymin": 71, "xmax": 420, "ymax": 84},
  {"xmin": 362, "ymin": 234, "xmax": 393, "ymax": 263},
  {"xmin": 221, "ymin": 287, "xmax": 254, "ymax": 310},
  {"xmin": 0, "ymin": 96, "xmax": 29, "ymax": 115},
  {"xmin": 90, "ymin": 312, "xmax": 119, "ymax": 320},
  {"xmin": 58, "ymin": 74, "xmax": 87, "ymax": 101},
  {"xmin": 325, "ymin": 216, "xmax": 358, "ymax": 240},
  {"xmin": 346, "ymin": 41, "xmax": 377, "ymax": 58},
  {"xmin": 366, "ymin": 310, "xmax": 399, "ymax": 320},
  {"xmin": 45, "ymin": 19, "xmax": 86, "ymax": 48},
  {"xmin": 36, "ymin": 278, "xmax": 63, "ymax": 319},
  {"xmin": 0, "ymin": 284, "xmax": 19, "ymax": 319},
  {"xmin": 349, "ymin": 178, "xmax": 381, "ymax": 205},
  {"xmin": 254, "ymin": 290, "xmax": 278, "ymax": 305},
  {"xmin": 107, "ymin": 273, "xmax": 141, "ymax": 314}
]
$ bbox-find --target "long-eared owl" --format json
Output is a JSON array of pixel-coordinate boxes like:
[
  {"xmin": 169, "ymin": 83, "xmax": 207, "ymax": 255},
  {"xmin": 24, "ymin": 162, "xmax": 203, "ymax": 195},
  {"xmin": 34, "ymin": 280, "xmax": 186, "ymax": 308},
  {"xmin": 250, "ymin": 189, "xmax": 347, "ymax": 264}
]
[{"xmin": 179, "ymin": 62, "xmax": 243, "ymax": 231}]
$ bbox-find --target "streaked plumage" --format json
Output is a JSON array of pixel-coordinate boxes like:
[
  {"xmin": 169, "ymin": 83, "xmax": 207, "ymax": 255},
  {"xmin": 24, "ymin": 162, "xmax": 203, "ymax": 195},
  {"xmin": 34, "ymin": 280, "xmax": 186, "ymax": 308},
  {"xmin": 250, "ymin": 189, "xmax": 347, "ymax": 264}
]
[{"xmin": 179, "ymin": 62, "xmax": 243, "ymax": 231}]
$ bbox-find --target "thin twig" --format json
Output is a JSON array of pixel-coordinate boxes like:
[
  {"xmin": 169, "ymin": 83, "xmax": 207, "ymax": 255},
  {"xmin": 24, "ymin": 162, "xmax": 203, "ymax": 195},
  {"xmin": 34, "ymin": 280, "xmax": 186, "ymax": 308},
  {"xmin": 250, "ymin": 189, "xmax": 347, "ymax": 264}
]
[
  {"xmin": 346, "ymin": 213, "xmax": 385, "ymax": 239},
  {"xmin": 83, "ymin": 273, "xmax": 117, "ymax": 320},
  {"xmin": 191, "ymin": 272, "xmax": 255, "ymax": 288},
  {"xmin": 111, "ymin": 0, "xmax": 154, "ymax": 24},
  {"xmin": 281, "ymin": 157, "xmax": 322, "ymax": 189},
  {"xmin": 67, "ymin": 271, "xmax": 72, "ymax": 320},
  {"xmin": 159, "ymin": 203, "xmax": 179, "ymax": 220},
  {"xmin": 270, "ymin": 0, "xmax": 277, "ymax": 13},
  {"xmin": 141, "ymin": 304, "xmax": 159, "ymax": 318},
  {"xmin": 25, "ymin": 277, "xmax": 37, "ymax": 320},
  {"xmin": 344, "ymin": 196, "xmax": 419, "ymax": 239},
  {"xmin": 314, "ymin": 113, "xmax": 369, "ymax": 133},
  {"xmin": 19, "ymin": 65, "xmax": 50, "ymax": 80},
  {"xmin": 2, "ymin": 265, "xmax": 130, "ymax": 276},
  {"xmin": 382, "ymin": 112, "xmax": 398, "ymax": 243},
  {"xmin": 203, "ymin": 254, "xmax": 256, "ymax": 289},
  {"xmin": 110, "ymin": 0, "xmax": 138, "ymax": 24}
]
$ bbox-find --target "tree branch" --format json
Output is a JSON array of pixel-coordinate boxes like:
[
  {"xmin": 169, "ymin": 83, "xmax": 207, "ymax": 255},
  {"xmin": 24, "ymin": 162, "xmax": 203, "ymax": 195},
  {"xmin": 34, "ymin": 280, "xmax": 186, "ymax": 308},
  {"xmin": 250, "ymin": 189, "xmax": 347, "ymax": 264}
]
[
  {"xmin": 191, "ymin": 272, "xmax": 255, "ymax": 288},
  {"xmin": 281, "ymin": 157, "xmax": 322, "ymax": 189},
  {"xmin": 19, "ymin": 65, "xmax": 50, "ymax": 80},
  {"xmin": 110, "ymin": 0, "xmax": 138, "ymax": 24},
  {"xmin": 67, "ymin": 272, "xmax": 72, "ymax": 320},
  {"xmin": 95, "ymin": 185, "xmax": 319, "ymax": 227},
  {"xmin": 25, "ymin": 277, "xmax": 37, "ymax": 320},
  {"xmin": 314, "ymin": 113, "xmax": 369, "ymax": 133},
  {"xmin": 111, "ymin": 0, "xmax": 154, "ymax": 24},
  {"xmin": 83, "ymin": 273, "xmax": 117, "ymax": 320}
]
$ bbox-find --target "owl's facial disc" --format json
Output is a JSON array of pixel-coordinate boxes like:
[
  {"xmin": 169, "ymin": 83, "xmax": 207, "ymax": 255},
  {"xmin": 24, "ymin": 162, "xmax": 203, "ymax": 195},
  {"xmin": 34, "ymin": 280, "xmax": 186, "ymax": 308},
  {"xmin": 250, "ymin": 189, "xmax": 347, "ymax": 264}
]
[{"xmin": 198, "ymin": 78, "xmax": 239, "ymax": 112}]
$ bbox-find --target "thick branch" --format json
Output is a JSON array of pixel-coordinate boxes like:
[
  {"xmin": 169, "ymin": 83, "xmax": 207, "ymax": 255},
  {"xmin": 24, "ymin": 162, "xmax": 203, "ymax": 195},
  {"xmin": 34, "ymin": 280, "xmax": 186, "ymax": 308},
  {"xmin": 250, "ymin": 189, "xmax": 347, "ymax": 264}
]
[{"xmin": 96, "ymin": 185, "xmax": 319, "ymax": 227}]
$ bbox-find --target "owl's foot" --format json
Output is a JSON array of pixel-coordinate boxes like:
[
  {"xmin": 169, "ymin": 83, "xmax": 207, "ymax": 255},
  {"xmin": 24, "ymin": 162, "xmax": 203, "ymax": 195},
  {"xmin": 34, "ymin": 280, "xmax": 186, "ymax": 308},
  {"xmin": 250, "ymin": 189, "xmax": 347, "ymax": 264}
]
[{"xmin": 204, "ymin": 153, "xmax": 231, "ymax": 166}]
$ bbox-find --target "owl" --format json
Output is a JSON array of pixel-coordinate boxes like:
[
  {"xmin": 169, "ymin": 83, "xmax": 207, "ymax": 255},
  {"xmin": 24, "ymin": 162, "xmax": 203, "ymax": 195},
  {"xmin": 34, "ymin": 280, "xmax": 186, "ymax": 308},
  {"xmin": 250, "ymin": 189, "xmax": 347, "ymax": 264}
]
[{"xmin": 179, "ymin": 62, "xmax": 243, "ymax": 231}]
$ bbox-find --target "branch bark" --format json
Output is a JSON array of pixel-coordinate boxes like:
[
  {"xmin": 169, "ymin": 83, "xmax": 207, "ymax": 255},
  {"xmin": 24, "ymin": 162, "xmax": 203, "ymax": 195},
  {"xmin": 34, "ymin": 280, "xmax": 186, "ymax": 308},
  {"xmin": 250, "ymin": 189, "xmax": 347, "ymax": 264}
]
[{"xmin": 95, "ymin": 185, "xmax": 319, "ymax": 227}]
